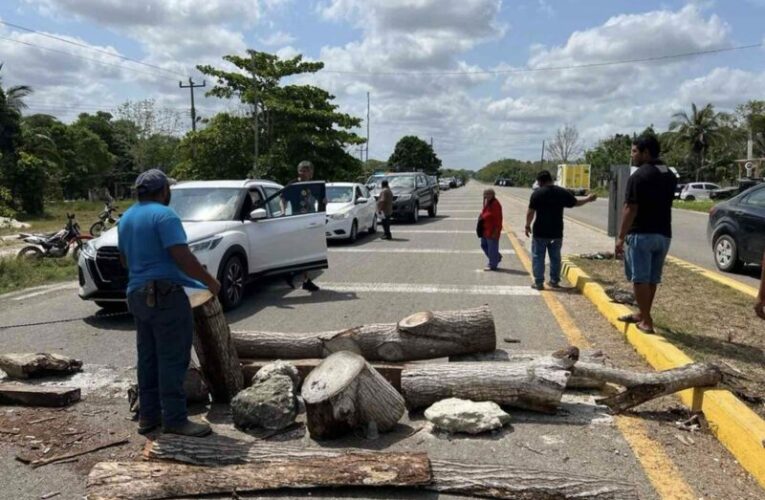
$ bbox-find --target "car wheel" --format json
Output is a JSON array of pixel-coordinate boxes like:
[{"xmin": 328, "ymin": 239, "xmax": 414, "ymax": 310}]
[
  {"xmin": 411, "ymin": 204, "xmax": 419, "ymax": 223},
  {"xmin": 714, "ymin": 235, "xmax": 742, "ymax": 272},
  {"xmin": 684, "ymin": 195, "xmax": 695, "ymax": 201},
  {"xmin": 428, "ymin": 202, "xmax": 437, "ymax": 217},
  {"xmin": 349, "ymin": 220, "xmax": 358, "ymax": 242},
  {"xmin": 90, "ymin": 222, "xmax": 105, "ymax": 237},
  {"xmin": 219, "ymin": 254, "xmax": 246, "ymax": 310},
  {"xmin": 368, "ymin": 215, "xmax": 377, "ymax": 234}
]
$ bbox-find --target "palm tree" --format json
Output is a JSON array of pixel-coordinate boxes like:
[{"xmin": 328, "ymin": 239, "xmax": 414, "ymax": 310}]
[
  {"xmin": 669, "ymin": 103, "xmax": 723, "ymax": 181},
  {"xmin": 0, "ymin": 63, "xmax": 32, "ymax": 113}
]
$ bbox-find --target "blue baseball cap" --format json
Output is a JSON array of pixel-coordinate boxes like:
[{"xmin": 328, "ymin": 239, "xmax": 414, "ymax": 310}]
[{"xmin": 134, "ymin": 169, "xmax": 175, "ymax": 195}]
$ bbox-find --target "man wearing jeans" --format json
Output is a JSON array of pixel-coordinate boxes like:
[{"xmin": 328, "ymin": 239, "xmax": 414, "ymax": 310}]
[
  {"xmin": 119, "ymin": 169, "xmax": 221, "ymax": 437},
  {"xmin": 615, "ymin": 135, "xmax": 677, "ymax": 333},
  {"xmin": 526, "ymin": 170, "xmax": 597, "ymax": 290}
]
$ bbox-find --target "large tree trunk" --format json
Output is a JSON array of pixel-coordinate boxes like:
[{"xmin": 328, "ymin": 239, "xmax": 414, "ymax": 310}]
[
  {"xmin": 241, "ymin": 358, "xmax": 403, "ymax": 391},
  {"xmin": 575, "ymin": 362, "xmax": 722, "ymax": 413},
  {"xmin": 86, "ymin": 453, "xmax": 431, "ymax": 500},
  {"xmin": 233, "ymin": 305, "xmax": 496, "ymax": 362},
  {"xmin": 402, "ymin": 347, "xmax": 579, "ymax": 412},
  {"xmin": 190, "ymin": 291, "xmax": 243, "ymax": 403},
  {"xmin": 144, "ymin": 434, "xmax": 639, "ymax": 500},
  {"xmin": 301, "ymin": 351, "xmax": 405, "ymax": 439},
  {"xmin": 450, "ymin": 348, "xmax": 605, "ymax": 390}
]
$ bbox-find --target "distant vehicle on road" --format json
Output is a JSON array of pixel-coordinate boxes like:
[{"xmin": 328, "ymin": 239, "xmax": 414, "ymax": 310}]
[
  {"xmin": 78, "ymin": 179, "xmax": 328, "ymax": 311},
  {"xmin": 494, "ymin": 178, "xmax": 513, "ymax": 187},
  {"xmin": 438, "ymin": 178, "xmax": 451, "ymax": 190},
  {"xmin": 556, "ymin": 164, "xmax": 591, "ymax": 195},
  {"xmin": 707, "ymin": 183, "xmax": 765, "ymax": 272},
  {"xmin": 325, "ymin": 182, "xmax": 377, "ymax": 242},
  {"xmin": 367, "ymin": 172, "xmax": 438, "ymax": 222},
  {"xmin": 680, "ymin": 182, "xmax": 721, "ymax": 201}
]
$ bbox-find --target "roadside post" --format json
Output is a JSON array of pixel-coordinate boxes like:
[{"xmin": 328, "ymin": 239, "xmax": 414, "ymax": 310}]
[{"xmin": 607, "ymin": 165, "xmax": 631, "ymax": 238}]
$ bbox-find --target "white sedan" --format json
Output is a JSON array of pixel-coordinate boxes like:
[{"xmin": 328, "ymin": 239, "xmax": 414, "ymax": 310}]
[{"xmin": 325, "ymin": 182, "xmax": 377, "ymax": 241}]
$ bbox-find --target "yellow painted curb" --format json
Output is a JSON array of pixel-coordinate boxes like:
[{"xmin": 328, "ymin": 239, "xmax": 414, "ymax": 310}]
[{"xmin": 562, "ymin": 258, "xmax": 765, "ymax": 490}]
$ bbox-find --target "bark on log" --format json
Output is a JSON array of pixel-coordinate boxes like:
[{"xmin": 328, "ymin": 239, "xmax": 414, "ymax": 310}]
[
  {"xmin": 144, "ymin": 434, "xmax": 638, "ymax": 500},
  {"xmin": 0, "ymin": 353, "xmax": 82, "ymax": 379},
  {"xmin": 232, "ymin": 305, "xmax": 496, "ymax": 362},
  {"xmin": 402, "ymin": 347, "xmax": 579, "ymax": 412},
  {"xmin": 241, "ymin": 358, "xmax": 403, "ymax": 391},
  {"xmin": 301, "ymin": 351, "xmax": 405, "ymax": 439},
  {"xmin": 190, "ymin": 291, "xmax": 243, "ymax": 403},
  {"xmin": 86, "ymin": 453, "xmax": 431, "ymax": 500},
  {"xmin": 0, "ymin": 383, "xmax": 80, "ymax": 407},
  {"xmin": 577, "ymin": 362, "xmax": 722, "ymax": 413},
  {"xmin": 450, "ymin": 349, "xmax": 605, "ymax": 389}
]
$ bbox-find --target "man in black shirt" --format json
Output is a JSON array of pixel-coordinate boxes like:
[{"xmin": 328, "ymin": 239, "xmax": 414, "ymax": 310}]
[
  {"xmin": 616, "ymin": 135, "xmax": 678, "ymax": 333},
  {"xmin": 526, "ymin": 170, "xmax": 597, "ymax": 290}
]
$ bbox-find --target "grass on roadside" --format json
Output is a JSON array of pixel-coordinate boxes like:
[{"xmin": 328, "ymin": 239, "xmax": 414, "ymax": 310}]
[
  {"xmin": 673, "ymin": 199, "xmax": 717, "ymax": 213},
  {"xmin": 0, "ymin": 256, "xmax": 78, "ymax": 295},
  {"xmin": 0, "ymin": 200, "xmax": 111, "ymax": 237},
  {"xmin": 571, "ymin": 256, "xmax": 765, "ymax": 418}
]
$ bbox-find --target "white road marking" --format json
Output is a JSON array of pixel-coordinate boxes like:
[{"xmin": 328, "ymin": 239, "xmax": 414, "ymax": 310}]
[
  {"xmin": 437, "ymin": 217, "xmax": 477, "ymax": 221},
  {"xmin": 12, "ymin": 282, "xmax": 78, "ymax": 301},
  {"xmin": 316, "ymin": 282, "xmax": 539, "ymax": 296},
  {"xmin": 438, "ymin": 210, "xmax": 478, "ymax": 213},
  {"xmin": 391, "ymin": 229, "xmax": 474, "ymax": 234},
  {"xmin": 330, "ymin": 248, "xmax": 515, "ymax": 255}
]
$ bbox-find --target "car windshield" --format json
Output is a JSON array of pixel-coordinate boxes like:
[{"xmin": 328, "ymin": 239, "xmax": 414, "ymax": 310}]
[
  {"xmin": 170, "ymin": 188, "xmax": 242, "ymax": 221},
  {"xmin": 326, "ymin": 186, "xmax": 354, "ymax": 203},
  {"xmin": 386, "ymin": 176, "xmax": 415, "ymax": 188}
]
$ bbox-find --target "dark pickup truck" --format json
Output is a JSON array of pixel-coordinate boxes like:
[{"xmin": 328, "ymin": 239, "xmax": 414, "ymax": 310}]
[{"xmin": 367, "ymin": 172, "xmax": 439, "ymax": 222}]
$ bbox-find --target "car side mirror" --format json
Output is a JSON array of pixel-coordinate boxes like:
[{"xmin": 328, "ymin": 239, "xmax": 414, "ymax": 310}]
[
  {"xmin": 356, "ymin": 197, "xmax": 368, "ymax": 204},
  {"xmin": 249, "ymin": 208, "xmax": 268, "ymax": 221}
]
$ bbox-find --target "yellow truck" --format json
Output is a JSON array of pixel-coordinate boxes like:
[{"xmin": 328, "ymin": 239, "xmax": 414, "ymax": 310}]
[{"xmin": 555, "ymin": 164, "xmax": 591, "ymax": 195}]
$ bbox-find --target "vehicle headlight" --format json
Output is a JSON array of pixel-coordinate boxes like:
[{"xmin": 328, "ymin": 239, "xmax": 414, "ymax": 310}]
[
  {"xmin": 329, "ymin": 211, "xmax": 351, "ymax": 220},
  {"xmin": 81, "ymin": 241, "xmax": 97, "ymax": 259},
  {"xmin": 189, "ymin": 236, "xmax": 224, "ymax": 254},
  {"xmin": 397, "ymin": 194, "xmax": 412, "ymax": 201}
]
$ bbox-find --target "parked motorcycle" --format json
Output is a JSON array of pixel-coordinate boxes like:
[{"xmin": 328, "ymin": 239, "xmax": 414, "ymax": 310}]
[
  {"xmin": 90, "ymin": 203, "xmax": 120, "ymax": 237},
  {"xmin": 17, "ymin": 213, "xmax": 92, "ymax": 260}
]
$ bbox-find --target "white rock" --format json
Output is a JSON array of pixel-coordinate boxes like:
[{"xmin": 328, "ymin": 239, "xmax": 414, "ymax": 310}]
[{"xmin": 424, "ymin": 398, "xmax": 511, "ymax": 434}]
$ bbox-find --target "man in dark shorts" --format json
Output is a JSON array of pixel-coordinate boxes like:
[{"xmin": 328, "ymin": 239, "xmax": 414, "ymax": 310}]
[
  {"xmin": 526, "ymin": 170, "xmax": 597, "ymax": 290},
  {"xmin": 282, "ymin": 160, "xmax": 321, "ymax": 292},
  {"xmin": 616, "ymin": 134, "xmax": 678, "ymax": 333}
]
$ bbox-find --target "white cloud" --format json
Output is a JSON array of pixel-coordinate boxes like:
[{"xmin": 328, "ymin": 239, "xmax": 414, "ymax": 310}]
[{"xmin": 259, "ymin": 30, "xmax": 296, "ymax": 47}]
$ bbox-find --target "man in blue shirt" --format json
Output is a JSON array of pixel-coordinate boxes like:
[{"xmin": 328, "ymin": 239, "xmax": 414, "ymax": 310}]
[{"xmin": 119, "ymin": 169, "xmax": 220, "ymax": 437}]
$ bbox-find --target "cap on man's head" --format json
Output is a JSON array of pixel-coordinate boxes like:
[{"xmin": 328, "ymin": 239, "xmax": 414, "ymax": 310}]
[{"xmin": 135, "ymin": 169, "xmax": 174, "ymax": 195}]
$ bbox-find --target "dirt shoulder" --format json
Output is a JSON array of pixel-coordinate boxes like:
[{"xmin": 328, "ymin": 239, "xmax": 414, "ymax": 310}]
[{"xmin": 571, "ymin": 256, "xmax": 765, "ymax": 420}]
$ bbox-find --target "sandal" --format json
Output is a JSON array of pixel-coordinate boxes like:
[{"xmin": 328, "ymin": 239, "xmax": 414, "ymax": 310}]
[
  {"xmin": 618, "ymin": 314, "xmax": 640, "ymax": 324},
  {"xmin": 635, "ymin": 323, "xmax": 655, "ymax": 334}
]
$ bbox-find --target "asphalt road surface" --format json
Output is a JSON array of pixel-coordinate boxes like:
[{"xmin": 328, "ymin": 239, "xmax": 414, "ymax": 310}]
[
  {"xmin": 502, "ymin": 186, "xmax": 761, "ymax": 289},
  {"xmin": 0, "ymin": 182, "xmax": 760, "ymax": 498}
]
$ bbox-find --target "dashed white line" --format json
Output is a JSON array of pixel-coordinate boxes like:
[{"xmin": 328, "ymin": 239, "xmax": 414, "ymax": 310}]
[
  {"xmin": 329, "ymin": 248, "xmax": 514, "ymax": 255},
  {"xmin": 12, "ymin": 282, "xmax": 78, "ymax": 301}
]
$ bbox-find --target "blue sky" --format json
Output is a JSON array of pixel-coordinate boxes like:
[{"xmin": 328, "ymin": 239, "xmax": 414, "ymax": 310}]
[{"xmin": 1, "ymin": 0, "xmax": 764, "ymax": 168}]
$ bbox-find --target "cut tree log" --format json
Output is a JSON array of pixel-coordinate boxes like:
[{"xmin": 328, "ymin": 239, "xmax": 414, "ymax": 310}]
[
  {"xmin": 402, "ymin": 347, "xmax": 579, "ymax": 412},
  {"xmin": 0, "ymin": 353, "xmax": 82, "ymax": 379},
  {"xmin": 144, "ymin": 434, "xmax": 638, "ymax": 500},
  {"xmin": 233, "ymin": 305, "xmax": 496, "ymax": 362},
  {"xmin": 301, "ymin": 351, "xmax": 405, "ymax": 439},
  {"xmin": 85, "ymin": 452, "xmax": 431, "ymax": 500},
  {"xmin": 574, "ymin": 362, "xmax": 722, "ymax": 413},
  {"xmin": 190, "ymin": 291, "xmax": 243, "ymax": 403},
  {"xmin": 450, "ymin": 348, "xmax": 605, "ymax": 389},
  {"xmin": 0, "ymin": 384, "xmax": 80, "ymax": 407},
  {"xmin": 241, "ymin": 358, "xmax": 403, "ymax": 391}
]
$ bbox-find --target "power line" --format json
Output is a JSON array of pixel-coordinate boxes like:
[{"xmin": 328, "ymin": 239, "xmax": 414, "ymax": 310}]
[
  {"xmin": 0, "ymin": 20, "xmax": 186, "ymax": 78},
  {"xmin": 0, "ymin": 34, "xmax": 174, "ymax": 79},
  {"xmin": 318, "ymin": 42, "xmax": 764, "ymax": 76}
]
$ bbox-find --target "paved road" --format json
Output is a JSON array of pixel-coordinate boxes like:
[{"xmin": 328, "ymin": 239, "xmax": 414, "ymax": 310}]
[{"xmin": 502, "ymin": 187, "xmax": 761, "ymax": 289}]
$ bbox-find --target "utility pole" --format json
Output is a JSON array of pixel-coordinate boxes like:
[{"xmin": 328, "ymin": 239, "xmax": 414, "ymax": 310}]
[
  {"xmin": 366, "ymin": 92, "xmax": 370, "ymax": 163},
  {"xmin": 179, "ymin": 78, "xmax": 205, "ymax": 132},
  {"xmin": 540, "ymin": 140, "xmax": 546, "ymax": 167}
]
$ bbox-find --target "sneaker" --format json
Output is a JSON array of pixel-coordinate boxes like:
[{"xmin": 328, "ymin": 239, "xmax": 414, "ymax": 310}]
[
  {"xmin": 162, "ymin": 420, "xmax": 212, "ymax": 437},
  {"xmin": 302, "ymin": 279, "xmax": 320, "ymax": 292},
  {"xmin": 547, "ymin": 281, "xmax": 561, "ymax": 288},
  {"xmin": 137, "ymin": 420, "xmax": 161, "ymax": 435},
  {"xmin": 531, "ymin": 283, "xmax": 544, "ymax": 291}
]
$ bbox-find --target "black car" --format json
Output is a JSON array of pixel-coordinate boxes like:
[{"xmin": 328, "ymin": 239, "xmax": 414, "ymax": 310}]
[
  {"xmin": 367, "ymin": 173, "xmax": 438, "ymax": 222},
  {"xmin": 707, "ymin": 183, "xmax": 765, "ymax": 272}
]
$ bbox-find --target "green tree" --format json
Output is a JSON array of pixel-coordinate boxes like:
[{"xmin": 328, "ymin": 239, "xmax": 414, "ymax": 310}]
[
  {"xmin": 584, "ymin": 133, "xmax": 632, "ymax": 186},
  {"xmin": 669, "ymin": 103, "xmax": 725, "ymax": 181},
  {"xmin": 0, "ymin": 64, "xmax": 31, "ymax": 213},
  {"xmin": 197, "ymin": 50, "xmax": 365, "ymax": 183},
  {"xmin": 13, "ymin": 152, "xmax": 48, "ymax": 214},
  {"xmin": 387, "ymin": 136, "xmax": 441, "ymax": 174},
  {"xmin": 0, "ymin": 63, "xmax": 31, "ymax": 113},
  {"xmin": 474, "ymin": 158, "xmax": 541, "ymax": 186},
  {"xmin": 173, "ymin": 113, "xmax": 253, "ymax": 180}
]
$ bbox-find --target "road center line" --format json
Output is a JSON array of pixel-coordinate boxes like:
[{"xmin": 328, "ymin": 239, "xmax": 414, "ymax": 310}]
[
  {"xmin": 12, "ymin": 282, "xmax": 78, "ymax": 301},
  {"xmin": 313, "ymin": 282, "xmax": 539, "ymax": 296},
  {"xmin": 391, "ymin": 229, "xmax": 474, "ymax": 234},
  {"xmin": 329, "ymin": 248, "xmax": 513, "ymax": 255}
]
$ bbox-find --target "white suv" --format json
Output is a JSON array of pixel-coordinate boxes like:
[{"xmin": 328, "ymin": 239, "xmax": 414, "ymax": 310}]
[{"xmin": 78, "ymin": 179, "xmax": 328, "ymax": 310}]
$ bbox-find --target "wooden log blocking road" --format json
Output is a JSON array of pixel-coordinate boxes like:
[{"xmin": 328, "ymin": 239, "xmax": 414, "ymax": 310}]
[
  {"xmin": 232, "ymin": 305, "xmax": 496, "ymax": 362},
  {"xmin": 241, "ymin": 358, "xmax": 403, "ymax": 391}
]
